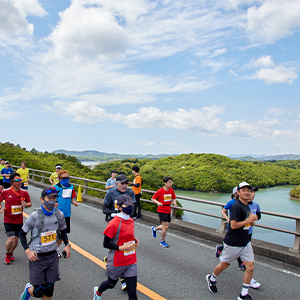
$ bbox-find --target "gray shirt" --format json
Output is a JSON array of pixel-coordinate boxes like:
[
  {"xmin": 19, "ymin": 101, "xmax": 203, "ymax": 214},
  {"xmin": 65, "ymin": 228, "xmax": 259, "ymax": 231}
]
[{"xmin": 22, "ymin": 210, "xmax": 66, "ymax": 253}]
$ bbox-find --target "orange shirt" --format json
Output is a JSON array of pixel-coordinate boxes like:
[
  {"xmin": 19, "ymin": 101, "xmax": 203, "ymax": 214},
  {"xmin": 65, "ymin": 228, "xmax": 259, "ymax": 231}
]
[{"xmin": 132, "ymin": 174, "xmax": 142, "ymax": 195}]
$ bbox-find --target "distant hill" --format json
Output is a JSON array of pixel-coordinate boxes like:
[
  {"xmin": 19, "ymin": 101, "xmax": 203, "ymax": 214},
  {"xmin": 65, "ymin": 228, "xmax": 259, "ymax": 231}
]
[
  {"xmin": 52, "ymin": 149, "xmax": 176, "ymax": 162},
  {"xmin": 228, "ymin": 154, "xmax": 300, "ymax": 161}
]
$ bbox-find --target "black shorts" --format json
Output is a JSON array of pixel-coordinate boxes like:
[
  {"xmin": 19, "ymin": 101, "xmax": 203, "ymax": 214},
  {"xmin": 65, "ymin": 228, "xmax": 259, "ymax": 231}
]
[
  {"xmin": 30, "ymin": 251, "xmax": 60, "ymax": 285},
  {"xmin": 0, "ymin": 178, "xmax": 3, "ymax": 185},
  {"xmin": 4, "ymin": 223, "xmax": 23, "ymax": 237},
  {"xmin": 158, "ymin": 212, "xmax": 171, "ymax": 223},
  {"xmin": 65, "ymin": 217, "xmax": 70, "ymax": 233},
  {"xmin": 3, "ymin": 182, "xmax": 11, "ymax": 189}
]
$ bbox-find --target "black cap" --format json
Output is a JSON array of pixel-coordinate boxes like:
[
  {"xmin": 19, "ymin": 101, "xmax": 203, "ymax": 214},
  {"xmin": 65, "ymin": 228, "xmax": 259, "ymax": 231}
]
[
  {"xmin": 117, "ymin": 194, "xmax": 133, "ymax": 206},
  {"xmin": 251, "ymin": 187, "xmax": 258, "ymax": 192},
  {"xmin": 41, "ymin": 187, "xmax": 58, "ymax": 199},
  {"xmin": 116, "ymin": 174, "xmax": 128, "ymax": 183},
  {"xmin": 111, "ymin": 170, "xmax": 117, "ymax": 174}
]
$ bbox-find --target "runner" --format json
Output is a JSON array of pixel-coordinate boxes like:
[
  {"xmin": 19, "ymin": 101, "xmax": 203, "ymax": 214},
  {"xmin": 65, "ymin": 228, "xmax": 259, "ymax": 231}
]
[
  {"xmin": 0, "ymin": 172, "xmax": 32, "ymax": 264},
  {"xmin": 54, "ymin": 170, "xmax": 77, "ymax": 257},
  {"xmin": 206, "ymin": 181, "xmax": 258, "ymax": 300},
  {"xmin": 19, "ymin": 187, "xmax": 71, "ymax": 300},
  {"xmin": 0, "ymin": 158, "xmax": 5, "ymax": 187},
  {"xmin": 151, "ymin": 176, "xmax": 177, "ymax": 248},
  {"xmin": 49, "ymin": 164, "xmax": 61, "ymax": 186},
  {"xmin": 1, "ymin": 161, "xmax": 13, "ymax": 189},
  {"xmin": 94, "ymin": 194, "xmax": 139, "ymax": 300},
  {"xmin": 105, "ymin": 170, "xmax": 117, "ymax": 191},
  {"xmin": 17, "ymin": 161, "xmax": 30, "ymax": 190},
  {"xmin": 129, "ymin": 166, "xmax": 142, "ymax": 220}
]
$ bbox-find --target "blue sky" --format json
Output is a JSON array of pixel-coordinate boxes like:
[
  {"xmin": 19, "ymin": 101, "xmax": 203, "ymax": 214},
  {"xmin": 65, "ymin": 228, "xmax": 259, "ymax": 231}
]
[{"xmin": 0, "ymin": 0, "xmax": 300, "ymax": 156}]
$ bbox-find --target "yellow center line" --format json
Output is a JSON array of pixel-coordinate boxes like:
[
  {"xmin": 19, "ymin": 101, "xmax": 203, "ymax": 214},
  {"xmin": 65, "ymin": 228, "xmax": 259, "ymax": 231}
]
[{"xmin": 23, "ymin": 211, "xmax": 166, "ymax": 300}]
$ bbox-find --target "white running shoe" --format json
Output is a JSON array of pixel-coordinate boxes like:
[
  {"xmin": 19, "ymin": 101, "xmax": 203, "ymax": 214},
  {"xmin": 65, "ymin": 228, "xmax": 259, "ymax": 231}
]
[
  {"xmin": 93, "ymin": 287, "xmax": 101, "ymax": 300},
  {"xmin": 250, "ymin": 278, "xmax": 261, "ymax": 289}
]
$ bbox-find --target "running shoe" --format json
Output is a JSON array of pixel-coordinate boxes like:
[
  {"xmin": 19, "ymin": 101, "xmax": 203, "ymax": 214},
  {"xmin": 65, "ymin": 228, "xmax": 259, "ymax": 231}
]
[
  {"xmin": 93, "ymin": 287, "xmax": 101, "ymax": 300},
  {"xmin": 215, "ymin": 245, "xmax": 222, "ymax": 258},
  {"xmin": 160, "ymin": 241, "xmax": 169, "ymax": 248},
  {"xmin": 10, "ymin": 252, "xmax": 15, "ymax": 261},
  {"xmin": 4, "ymin": 253, "xmax": 11, "ymax": 265},
  {"xmin": 237, "ymin": 293, "xmax": 253, "ymax": 300},
  {"xmin": 238, "ymin": 262, "xmax": 246, "ymax": 271},
  {"xmin": 20, "ymin": 283, "xmax": 32, "ymax": 300},
  {"xmin": 206, "ymin": 274, "xmax": 218, "ymax": 294},
  {"xmin": 250, "ymin": 278, "xmax": 261, "ymax": 289},
  {"xmin": 121, "ymin": 278, "xmax": 127, "ymax": 291},
  {"xmin": 151, "ymin": 226, "xmax": 157, "ymax": 238}
]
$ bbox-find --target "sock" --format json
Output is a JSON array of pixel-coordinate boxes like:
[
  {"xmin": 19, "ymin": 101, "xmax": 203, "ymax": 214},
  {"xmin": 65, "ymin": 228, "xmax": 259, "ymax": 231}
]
[
  {"xmin": 96, "ymin": 290, "xmax": 102, "ymax": 296},
  {"xmin": 241, "ymin": 283, "xmax": 250, "ymax": 296},
  {"xmin": 161, "ymin": 239, "xmax": 165, "ymax": 242},
  {"xmin": 210, "ymin": 273, "xmax": 217, "ymax": 282}
]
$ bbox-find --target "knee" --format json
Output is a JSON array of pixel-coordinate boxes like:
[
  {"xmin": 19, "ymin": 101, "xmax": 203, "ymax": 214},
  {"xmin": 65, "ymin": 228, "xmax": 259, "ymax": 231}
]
[
  {"xmin": 245, "ymin": 262, "xmax": 255, "ymax": 272},
  {"xmin": 44, "ymin": 283, "xmax": 55, "ymax": 298}
]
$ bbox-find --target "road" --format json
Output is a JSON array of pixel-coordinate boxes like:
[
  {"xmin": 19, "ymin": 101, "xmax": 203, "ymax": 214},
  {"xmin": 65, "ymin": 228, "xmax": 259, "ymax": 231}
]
[{"xmin": 1, "ymin": 185, "xmax": 299, "ymax": 300}]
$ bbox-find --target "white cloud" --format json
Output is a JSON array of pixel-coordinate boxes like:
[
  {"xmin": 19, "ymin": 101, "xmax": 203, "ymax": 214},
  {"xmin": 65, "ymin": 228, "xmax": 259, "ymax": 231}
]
[
  {"xmin": 246, "ymin": 0, "xmax": 300, "ymax": 43},
  {"xmin": 137, "ymin": 141, "xmax": 156, "ymax": 146},
  {"xmin": 254, "ymin": 55, "xmax": 275, "ymax": 68},
  {"xmin": 0, "ymin": 0, "xmax": 46, "ymax": 41},
  {"xmin": 267, "ymin": 107, "xmax": 287, "ymax": 116},
  {"xmin": 255, "ymin": 66, "xmax": 298, "ymax": 84}
]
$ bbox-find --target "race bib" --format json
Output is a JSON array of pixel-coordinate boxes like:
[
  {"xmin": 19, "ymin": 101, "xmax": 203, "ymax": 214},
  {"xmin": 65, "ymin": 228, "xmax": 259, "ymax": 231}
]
[
  {"xmin": 243, "ymin": 223, "xmax": 251, "ymax": 230},
  {"xmin": 123, "ymin": 241, "xmax": 136, "ymax": 256},
  {"xmin": 163, "ymin": 194, "xmax": 172, "ymax": 203},
  {"xmin": 40, "ymin": 230, "xmax": 57, "ymax": 246},
  {"xmin": 11, "ymin": 205, "xmax": 22, "ymax": 215},
  {"xmin": 23, "ymin": 182, "xmax": 28, "ymax": 187},
  {"xmin": 62, "ymin": 189, "xmax": 72, "ymax": 198},
  {"xmin": 5, "ymin": 175, "xmax": 9, "ymax": 179}
]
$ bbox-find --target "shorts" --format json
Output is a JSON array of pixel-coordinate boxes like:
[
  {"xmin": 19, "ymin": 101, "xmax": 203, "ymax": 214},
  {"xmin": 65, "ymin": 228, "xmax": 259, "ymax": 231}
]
[
  {"xmin": 30, "ymin": 251, "xmax": 60, "ymax": 285},
  {"xmin": 221, "ymin": 242, "xmax": 254, "ymax": 263},
  {"xmin": 0, "ymin": 178, "xmax": 3, "ymax": 185},
  {"xmin": 65, "ymin": 217, "xmax": 70, "ymax": 233},
  {"xmin": 106, "ymin": 263, "xmax": 137, "ymax": 280},
  {"xmin": 21, "ymin": 182, "xmax": 28, "ymax": 190},
  {"xmin": 158, "ymin": 212, "xmax": 171, "ymax": 223},
  {"xmin": 4, "ymin": 223, "xmax": 23, "ymax": 237},
  {"xmin": 3, "ymin": 182, "xmax": 11, "ymax": 189}
]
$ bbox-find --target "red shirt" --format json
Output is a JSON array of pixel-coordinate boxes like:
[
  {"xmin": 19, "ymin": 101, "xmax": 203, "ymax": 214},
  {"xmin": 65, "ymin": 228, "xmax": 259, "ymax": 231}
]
[
  {"xmin": 0, "ymin": 188, "xmax": 31, "ymax": 224},
  {"xmin": 104, "ymin": 216, "xmax": 136, "ymax": 267},
  {"xmin": 153, "ymin": 187, "xmax": 176, "ymax": 214}
]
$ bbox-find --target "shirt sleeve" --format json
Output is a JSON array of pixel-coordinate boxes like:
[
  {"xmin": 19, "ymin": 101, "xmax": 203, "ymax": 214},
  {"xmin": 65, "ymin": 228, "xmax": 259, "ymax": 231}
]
[
  {"xmin": 72, "ymin": 188, "xmax": 76, "ymax": 198},
  {"xmin": 25, "ymin": 191, "xmax": 31, "ymax": 203},
  {"xmin": 103, "ymin": 219, "xmax": 118, "ymax": 239}
]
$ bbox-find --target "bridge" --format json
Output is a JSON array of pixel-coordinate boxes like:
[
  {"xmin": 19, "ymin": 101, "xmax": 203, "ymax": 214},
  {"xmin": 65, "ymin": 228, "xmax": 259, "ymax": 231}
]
[{"xmin": 1, "ymin": 185, "xmax": 300, "ymax": 300}]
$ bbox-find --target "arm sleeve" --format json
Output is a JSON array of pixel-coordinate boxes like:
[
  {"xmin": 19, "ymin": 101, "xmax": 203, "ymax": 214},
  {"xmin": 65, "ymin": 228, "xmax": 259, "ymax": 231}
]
[
  {"xmin": 103, "ymin": 203, "xmax": 116, "ymax": 215},
  {"xmin": 60, "ymin": 229, "xmax": 69, "ymax": 245},
  {"xmin": 103, "ymin": 234, "xmax": 119, "ymax": 250},
  {"xmin": 19, "ymin": 229, "xmax": 29, "ymax": 251},
  {"xmin": 131, "ymin": 183, "xmax": 140, "ymax": 188}
]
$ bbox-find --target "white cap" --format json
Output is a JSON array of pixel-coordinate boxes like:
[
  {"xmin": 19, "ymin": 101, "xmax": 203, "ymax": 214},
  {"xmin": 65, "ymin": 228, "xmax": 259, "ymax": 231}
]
[
  {"xmin": 232, "ymin": 186, "xmax": 238, "ymax": 194},
  {"xmin": 238, "ymin": 181, "xmax": 252, "ymax": 190}
]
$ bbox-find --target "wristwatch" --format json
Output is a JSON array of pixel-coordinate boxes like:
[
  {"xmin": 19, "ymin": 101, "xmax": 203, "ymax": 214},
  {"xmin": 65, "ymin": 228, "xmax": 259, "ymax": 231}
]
[{"xmin": 66, "ymin": 242, "xmax": 71, "ymax": 248}]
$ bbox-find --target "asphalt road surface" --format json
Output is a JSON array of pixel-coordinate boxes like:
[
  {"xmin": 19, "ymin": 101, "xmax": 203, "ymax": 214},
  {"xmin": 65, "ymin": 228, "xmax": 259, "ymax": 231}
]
[{"xmin": 1, "ymin": 185, "xmax": 299, "ymax": 300}]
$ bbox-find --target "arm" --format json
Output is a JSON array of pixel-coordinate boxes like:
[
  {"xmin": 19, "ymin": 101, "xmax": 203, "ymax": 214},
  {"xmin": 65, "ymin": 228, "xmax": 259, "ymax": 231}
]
[
  {"xmin": 151, "ymin": 197, "xmax": 163, "ymax": 206},
  {"xmin": 103, "ymin": 235, "xmax": 135, "ymax": 252},
  {"xmin": 60, "ymin": 229, "xmax": 71, "ymax": 258},
  {"xmin": 20, "ymin": 229, "xmax": 39, "ymax": 262},
  {"xmin": 171, "ymin": 198, "xmax": 177, "ymax": 206},
  {"xmin": 221, "ymin": 208, "xmax": 229, "ymax": 222},
  {"xmin": 231, "ymin": 213, "xmax": 258, "ymax": 230}
]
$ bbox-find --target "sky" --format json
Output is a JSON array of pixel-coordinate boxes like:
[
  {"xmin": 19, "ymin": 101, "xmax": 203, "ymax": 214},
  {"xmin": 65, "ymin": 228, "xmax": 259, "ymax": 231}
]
[{"xmin": 0, "ymin": 0, "xmax": 300, "ymax": 156}]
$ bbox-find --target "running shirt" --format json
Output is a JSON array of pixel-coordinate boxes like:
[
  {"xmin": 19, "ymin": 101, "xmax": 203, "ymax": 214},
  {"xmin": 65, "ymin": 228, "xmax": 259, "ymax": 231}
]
[
  {"xmin": 248, "ymin": 201, "xmax": 261, "ymax": 235},
  {"xmin": 0, "ymin": 188, "xmax": 31, "ymax": 224},
  {"xmin": 54, "ymin": 183, "xmax": 76, "ymax": 217},
  {"xmin": 223, "ymin": 199, "xmax": 251, "ymax": 247},
  {"xmin": 153, "ymin": 187, "xmax": 176, "ymax": 214},
  {"xmin": 49, "ymin": 172, "xmax": 59, "ymax": 185},
  {"xmin": 132, "ymin": 174, "xmax": 142, "ymax": 195},
  {"xmin": 17, "ymin": 168, "xmax": 29, "ymax": 183},
  {"xmin": 104, "ymin": 215, "xmax": 136, "ymax": 267},
  {"xmin": 1, "ymin": 167, "xmax": 13, "ymax": 183},
  {"xmin": 106, "ymin": 177, "xmax": 117, "ymax": 190}
]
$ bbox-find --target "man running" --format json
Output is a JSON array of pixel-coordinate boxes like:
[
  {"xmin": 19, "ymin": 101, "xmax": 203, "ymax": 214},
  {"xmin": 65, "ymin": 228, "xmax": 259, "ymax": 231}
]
[
  {"xmin": 0, "ymin": 172, "xmax": 32, "ymax": 264},
  {"xmin": 1, "ymin": 161, "xmax": 14, "ymax": 189},
  {"xmin": 17, "ymin": 161, "xmax": 30, "ymax": 190},
  {"xmin": 151, "ymin": 176, "xmax": 177, "ymax": 248},
  {"xmin": 206, "ymin": 181, "xmax": 258, "ymax": 300},
  {"xmin": 49, "ymin": 164, "xmax": 61, "ymax": 186},
  {"xmin": 19, "ymin": 187, "xmax": 71, "ymax": 300}
]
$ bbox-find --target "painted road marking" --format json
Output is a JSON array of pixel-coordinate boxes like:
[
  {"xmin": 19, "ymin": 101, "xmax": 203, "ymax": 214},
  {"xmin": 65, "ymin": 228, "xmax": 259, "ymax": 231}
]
[{"xmin": 22, "ymin": 211, "xmax": 166, "ymax": 300}]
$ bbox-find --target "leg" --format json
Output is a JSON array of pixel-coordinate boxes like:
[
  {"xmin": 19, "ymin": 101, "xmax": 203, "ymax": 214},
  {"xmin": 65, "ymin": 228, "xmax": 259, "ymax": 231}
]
[
  {"xmin": 242, "ymin": 261, "xmax": 254, "ymax": 285},
  {"xmin": 125, "ymin": 276, "xmax": 138, "ymax": 300},
  {"xmin": 135, "ymin": 194, "xmax": 141, "ymax": 218},
  {"xmin": 213, "ymin": 261, "xmax": 230, "ymax": 276},
  {"xmin": 97, "ymin": 277, "xmax": 118, "ymax": 294},
  {"xmin": 161, "ymin": 221, "xmax": 169, "ymax": 240},
  {"xmin": 6, "ymin": 236, "xmax": 18, "ymax": 253}
]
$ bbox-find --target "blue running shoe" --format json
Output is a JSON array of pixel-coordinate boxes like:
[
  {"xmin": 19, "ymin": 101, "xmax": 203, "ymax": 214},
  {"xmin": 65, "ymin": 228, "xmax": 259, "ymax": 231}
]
[
  {"xmin": 160, "ymin": 241, "xmax": 169, "ymax": 248},
  {"xmin": 20, "ymin": 283, "xmax": 32, "ymax": 300},
  {"xmin": 215, "ymin": 245, "xmax": 222, "ymax": 258},
  {"xmin": 151, "ymin": 226, "xmax": 156, "ymax": 238}
]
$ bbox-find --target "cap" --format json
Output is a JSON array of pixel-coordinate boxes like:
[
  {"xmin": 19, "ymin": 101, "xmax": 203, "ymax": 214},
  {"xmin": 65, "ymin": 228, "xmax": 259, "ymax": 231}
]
[
  {"xmin": 111, "ymin": 170, "xmax": 117, "ymax": 174},
  {"xmin": 56, "ymin": 164, "xmax": 61, "ymax": 169},
  {"xmin": 117, "ymin": 194, "xmax": 133, "ymax": 207},
  {"xmin": 251, "ymin": 187, "xmax": 258, "ymax": 192},
  {"xmin": 41, "ymin": 187, "xmax": 58, "ymax": 199},
  {"xmin": 5, "ymin": 161, "xmax": 9, "ymax": 164},
  {"xmin": 232, "ymin": 186, "xmax": 238, "ymax": 194},
  {"xmin": 237, "ymin": 181, "xmax": 252, "ymax": 190},
  {"xmin": 116, "ymin": 174, "xmax": 128, "ymax": 183}
]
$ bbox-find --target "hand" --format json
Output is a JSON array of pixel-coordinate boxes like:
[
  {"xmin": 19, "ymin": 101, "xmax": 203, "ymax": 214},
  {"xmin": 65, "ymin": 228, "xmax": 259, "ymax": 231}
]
[
  {"xmin": 248, "ymin": 212, "xmax": 258, "ymax": 223},
  {"xmin": 134, "ymin": 237, "xmax": 139, "ymax": 247},
  {"xmin": 21, "ymin": 200, "xmax": 26, "ymax": 207},
  {"xmin": 128, "ymin": 182, "xmax": 132, "ymax": 185},
  {"xmin": 0, "ymin": 208, "xmax": 4, "ymax": 214},
  {"xmin": 73, "ymin": 201, "xmax": 78, "ymax": 207},
  {"xmin": 172, "ymin": 201, "xmax": 178, "ymax": 206},
  {"xmin": 120, "ymin": 242, "xmax": 135, "ymax": 252},
  {"xmin": 157, "ymin": 202, "xmax": 163, "ymax": 206},
  {"xmin": 62, "ymin": 246, "xmax": 71, "ymax": 258},
  {"xmin": 25, "ymin": 249, "xmax": 39, "ymax": 261}
]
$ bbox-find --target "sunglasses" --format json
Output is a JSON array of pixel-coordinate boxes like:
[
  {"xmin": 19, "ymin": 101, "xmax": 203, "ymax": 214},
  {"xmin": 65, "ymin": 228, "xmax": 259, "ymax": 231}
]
[
  {"xmin": 45, "ymin": 188, "xmax": 56, "ymax": 194},
  {"xmin": 120, "ymin": 181, "xmax": 129, "ymax": 185},
  {"xmin": 13, "ymin": 179, "xmax": 23, "ymax": 182},
  {"xmin": 61, "ymin": 177, "xmax": 69, "ymax": 180}
]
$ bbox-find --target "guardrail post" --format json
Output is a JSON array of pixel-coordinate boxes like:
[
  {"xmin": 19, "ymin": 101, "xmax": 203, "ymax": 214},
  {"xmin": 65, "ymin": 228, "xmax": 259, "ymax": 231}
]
[
  {"xmin": 290, "ymin": 219, "xmax": 300, "ymax": 252},
  {"xmin": 171, "ymin": 206, "xmax": 176, "ymax": 219},
  {"xmin": 217, "ymin": 219, "xmax": 227, "ymax": 233},
  {"xmin": 31, "ymin": 171, "xmax": 35, "ymax": 181},
  {"xmin": 82, "ymin": 180, "xmax": 88, "ymax": 195},
  {"xmin": 41, "ymin": 172, "xmax": 45, "ymax": 183}
]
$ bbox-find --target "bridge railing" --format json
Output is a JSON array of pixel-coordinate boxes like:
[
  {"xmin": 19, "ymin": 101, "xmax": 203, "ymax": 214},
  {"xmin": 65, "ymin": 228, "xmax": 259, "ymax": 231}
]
[{"xmin": 12, "ymin": 165, "xmax": 300, "ymax": 252}]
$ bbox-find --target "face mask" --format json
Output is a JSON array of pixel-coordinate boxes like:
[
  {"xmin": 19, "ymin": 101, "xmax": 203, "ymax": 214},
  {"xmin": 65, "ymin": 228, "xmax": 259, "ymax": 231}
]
[
  {"xmin": 43, "ymin": 200, "xmax": 56, "ymax": 211},
  {"xmin": 122, "ymin": 206, "xmax": 133, "ymax": 215},
  {"xmin": 60, "ymin": 178, "xmax": 69, "ymax": 187}
]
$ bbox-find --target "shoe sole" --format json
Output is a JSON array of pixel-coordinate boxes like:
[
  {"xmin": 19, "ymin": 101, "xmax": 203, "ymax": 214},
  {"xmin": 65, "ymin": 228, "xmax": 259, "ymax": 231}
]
[
  {"xmin": 151, "ymin": 227, "xmax": 156, "ymax": 238},
  {"xmin": 206, "ymin": 274, "xmax": 217, "ymax": 294},
  {"xmin": 4, "ymin": 260, "xmax": 10, "ymax": 265},
  {"xmin": 160, "ymin": 244, "xmax": 169, "ymax": 248}
]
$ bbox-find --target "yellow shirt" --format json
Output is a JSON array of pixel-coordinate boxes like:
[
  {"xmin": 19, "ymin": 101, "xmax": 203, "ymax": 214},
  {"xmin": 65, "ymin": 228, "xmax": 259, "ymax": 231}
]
[
  {"xmin": 50, "ymin": 172, "xmax": 59, "ymax": 185},
  {"xmin": 17, "ymin": 168, "xmax": 29, "ymax": 182}
]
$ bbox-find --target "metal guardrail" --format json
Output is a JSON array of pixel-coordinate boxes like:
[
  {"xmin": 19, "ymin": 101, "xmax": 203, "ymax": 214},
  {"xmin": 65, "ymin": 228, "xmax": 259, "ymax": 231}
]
[{"xmin": 12, "ymin": 165, "xmax": 300, "ymax": 252}]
